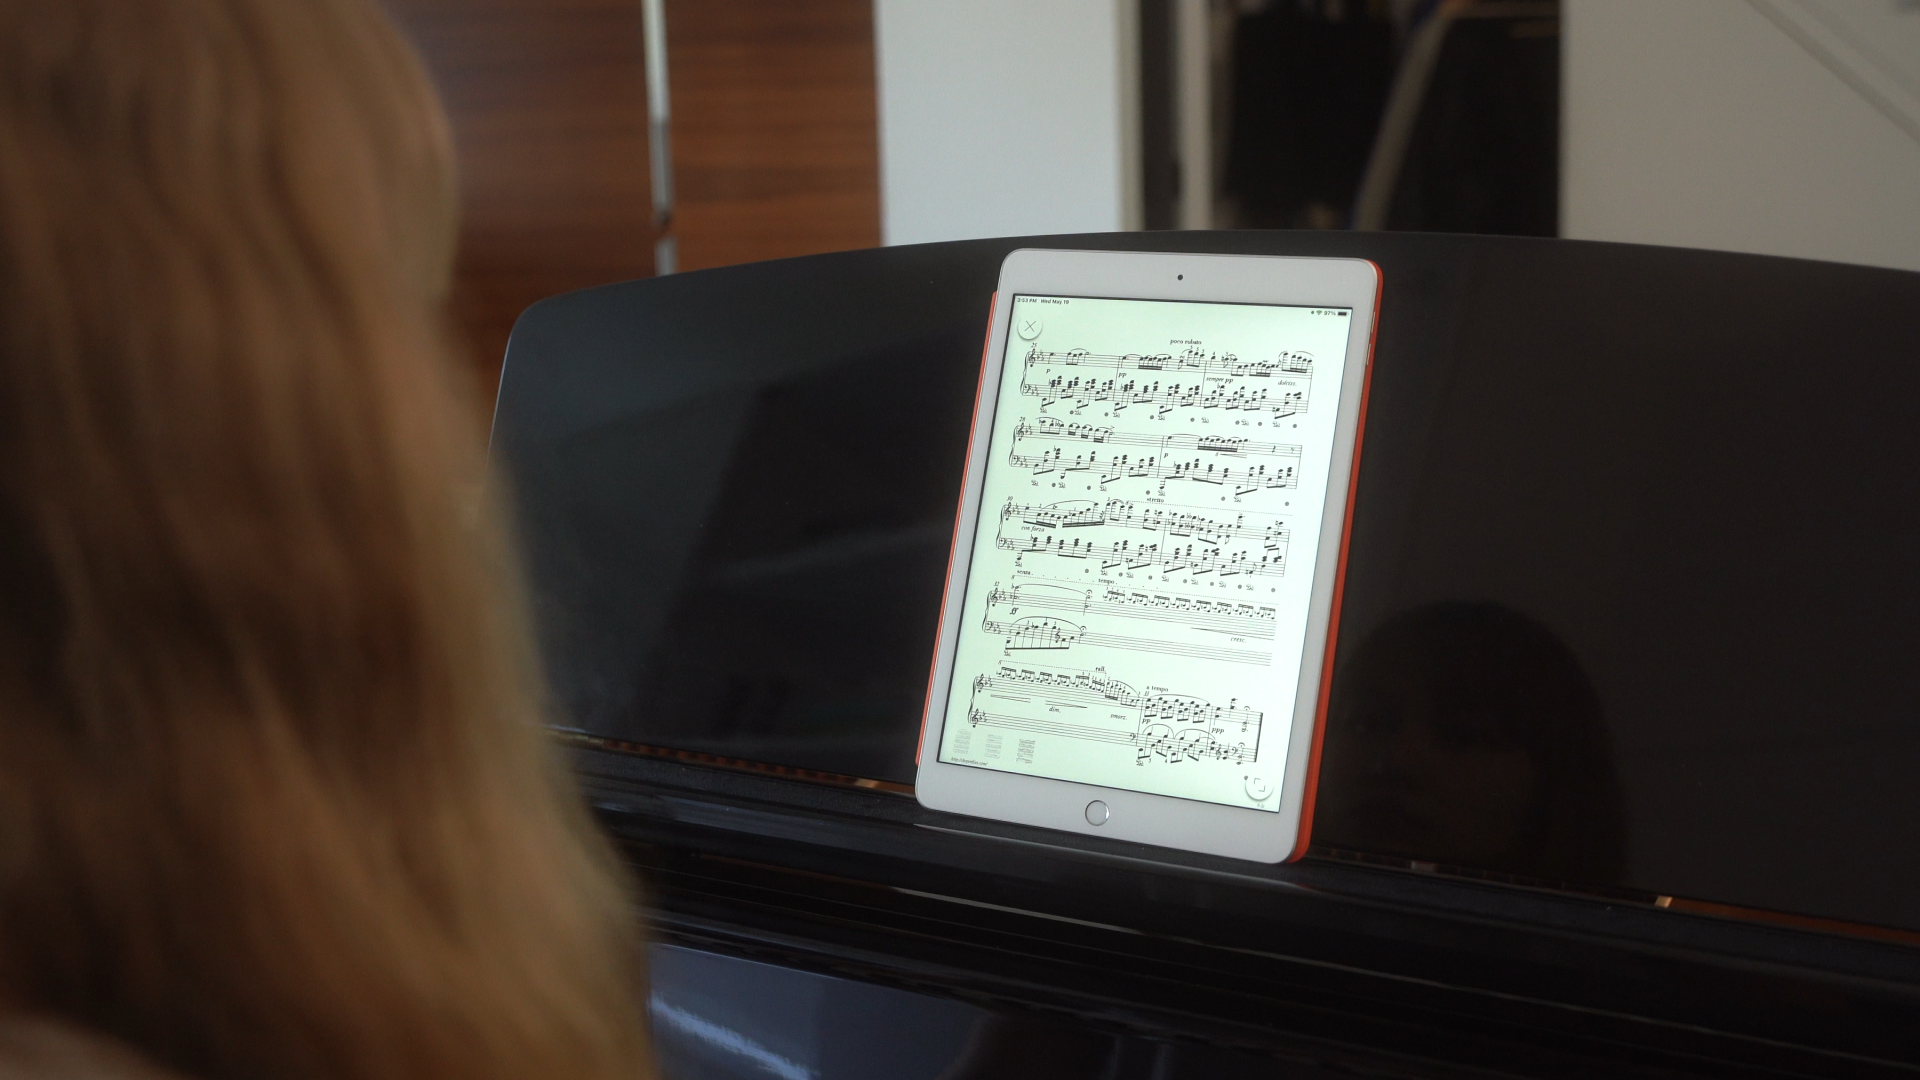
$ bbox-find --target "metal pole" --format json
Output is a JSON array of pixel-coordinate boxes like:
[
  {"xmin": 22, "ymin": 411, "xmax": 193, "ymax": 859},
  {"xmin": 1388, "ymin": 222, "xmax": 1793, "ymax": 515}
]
[
  {"xmin": 640, "ymin": 0, "xmax": 676, "ymax": 274},
  {"xmin": 1173, "ymin": 0, "xmax": 1211, "ymax": 231}
]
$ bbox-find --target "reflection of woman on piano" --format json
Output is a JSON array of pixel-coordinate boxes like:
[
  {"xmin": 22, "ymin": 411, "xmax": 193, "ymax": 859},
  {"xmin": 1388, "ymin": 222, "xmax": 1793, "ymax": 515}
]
[{"xmin": 1315, "ymin": 602, "xmax": 1628, "ymax": 886}]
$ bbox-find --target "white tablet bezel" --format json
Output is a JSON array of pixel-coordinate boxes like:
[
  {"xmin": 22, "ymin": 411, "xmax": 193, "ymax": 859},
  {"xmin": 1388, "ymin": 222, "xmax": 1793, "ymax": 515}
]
[{"xmin": 915, "ymin": 248, "xmax": 1381, "ymax": 863}]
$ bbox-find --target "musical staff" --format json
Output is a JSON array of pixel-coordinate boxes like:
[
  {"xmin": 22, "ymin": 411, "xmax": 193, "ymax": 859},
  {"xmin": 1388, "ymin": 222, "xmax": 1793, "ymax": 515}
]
[
  {"xmin": 1002, "ymin": 499, "xmax": 1289, "ymax": 549},
  {"xmin": 996, "ymin": 497, "xmax": 1288, "ymax": 577},
  {"xmin": 994, "ymin": 534, "xmax": 1284, "ymax": 577},
  {"xmin": 1011, "ymin": 420, "xmax": 1299, "ymax": 492},
  {"xmin": 1017, "ymin": 416, "xmax": 1302, "ymax": 458},
  {"xmin": 983, "ymin": 616, "xmax": 1270, "ymax": 665},
  {"xmin": 987, "ymin": 584, "xmax": 1276, "ymax": 638},
  {"xmin": 965, "ymin": 709, "xmax": 1148, "ymax": 750},
  {"xmin": 968, "ymin": 667, "xmax": 1262, "ymax": 766},
  {"xmin": 1011, "ymin": 445, "xmax": 1298, "ymax": 491},
  {"xmin": 1021, "ymin": 344, "xmax": 1312, "ymax": 417},
  {"xmin": 967, "ymin": 708, "xmax": 1256, "ymax": 764},
  {"xmin": 1024, "ymin": 344, "xmax": 1313, "ymax": 378}
]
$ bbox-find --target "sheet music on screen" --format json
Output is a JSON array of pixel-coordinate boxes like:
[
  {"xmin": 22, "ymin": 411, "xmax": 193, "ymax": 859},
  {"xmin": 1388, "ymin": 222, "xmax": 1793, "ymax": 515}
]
[{"xmin": 938, "ymin": 294, "xmax": 1355, "ymax": 811}]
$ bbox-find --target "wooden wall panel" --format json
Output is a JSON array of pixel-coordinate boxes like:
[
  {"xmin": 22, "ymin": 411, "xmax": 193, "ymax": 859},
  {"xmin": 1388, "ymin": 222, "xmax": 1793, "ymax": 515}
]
[
  {"xmin": 665, "ymin": 0, "xmax": 881, "ymax": 272},
  {"xmin": 384, "ymin": 0, "xmax": 657, "ymax": 391},
  {"xmin": 387, "ymin": 0, "xmax": 883, "ymax": 398}
]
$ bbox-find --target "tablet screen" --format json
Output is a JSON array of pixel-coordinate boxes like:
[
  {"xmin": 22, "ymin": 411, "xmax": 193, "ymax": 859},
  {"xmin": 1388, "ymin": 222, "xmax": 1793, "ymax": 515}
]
[{"xmin": 937, "ymin": 294, "xmax": 1355, "ymax": 811}]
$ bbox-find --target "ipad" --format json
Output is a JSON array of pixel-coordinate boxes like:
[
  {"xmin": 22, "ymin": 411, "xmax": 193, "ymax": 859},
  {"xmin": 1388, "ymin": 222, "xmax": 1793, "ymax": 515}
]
[{"xmin": 915, "ymin": 249, "xmax": 1380, "ymax": 862}]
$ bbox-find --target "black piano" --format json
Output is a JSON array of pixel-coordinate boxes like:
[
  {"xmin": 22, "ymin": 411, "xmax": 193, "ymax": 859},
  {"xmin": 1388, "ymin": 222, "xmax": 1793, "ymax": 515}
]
[{"xmin": 492, "ymin": 232, "xmax": 1920, "ymax": 1079}]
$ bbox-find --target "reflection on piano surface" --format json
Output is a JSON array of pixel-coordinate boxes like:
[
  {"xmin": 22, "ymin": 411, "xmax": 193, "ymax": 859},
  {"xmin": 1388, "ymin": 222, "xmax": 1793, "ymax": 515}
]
[{"xmin": 1316, "ymin": 602, "xmax": 1627, "ymax": 884}]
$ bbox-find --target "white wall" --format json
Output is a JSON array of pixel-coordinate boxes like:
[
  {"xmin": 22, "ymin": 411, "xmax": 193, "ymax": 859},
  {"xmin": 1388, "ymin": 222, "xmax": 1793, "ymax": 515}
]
[
  {"xmin": 873, "ymin": 0, "xmax": 1138, "ymax": 246},
  {"xmin": 1564, "ymin": 0, "xmax": 1920, "ymax": 273}
]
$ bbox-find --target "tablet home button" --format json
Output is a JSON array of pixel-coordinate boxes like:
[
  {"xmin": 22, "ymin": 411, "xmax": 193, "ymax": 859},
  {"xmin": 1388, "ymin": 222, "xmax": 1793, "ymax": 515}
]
[{"xmin": 1085, "ymin": 800, "xmax": 1109, "ymax": 826}]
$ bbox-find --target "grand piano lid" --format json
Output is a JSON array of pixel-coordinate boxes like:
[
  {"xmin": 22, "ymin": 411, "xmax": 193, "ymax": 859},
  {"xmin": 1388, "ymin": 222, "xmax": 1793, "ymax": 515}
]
[{"xmin": 491, "ymin": 231, "xmax": 1920, "ymax": 938}]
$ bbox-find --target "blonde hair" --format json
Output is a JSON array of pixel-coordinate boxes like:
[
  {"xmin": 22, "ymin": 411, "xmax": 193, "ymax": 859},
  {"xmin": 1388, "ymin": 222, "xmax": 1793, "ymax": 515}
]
[{"xmin": 0, "ymin": 1, "xmax": 652, "ymax": 1078}]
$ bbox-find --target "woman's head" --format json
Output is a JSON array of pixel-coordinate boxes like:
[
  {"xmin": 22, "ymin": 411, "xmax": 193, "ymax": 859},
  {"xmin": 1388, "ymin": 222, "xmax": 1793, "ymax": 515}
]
[{"xmin": 0, "ymin": 1, "xmax": 650, "ymax": 1078}]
